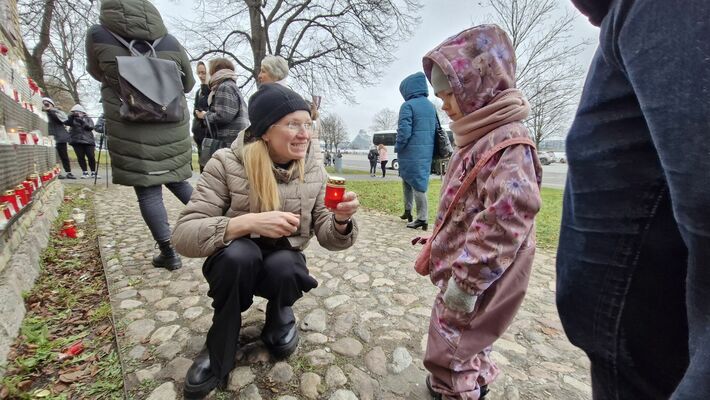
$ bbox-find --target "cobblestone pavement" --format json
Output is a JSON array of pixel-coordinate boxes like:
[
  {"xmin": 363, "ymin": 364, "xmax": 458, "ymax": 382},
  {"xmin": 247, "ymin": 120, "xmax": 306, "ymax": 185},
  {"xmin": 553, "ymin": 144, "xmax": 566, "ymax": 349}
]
[{"xmin": 95, "ymin": 184, "xmax": 591, "ymax": 400}]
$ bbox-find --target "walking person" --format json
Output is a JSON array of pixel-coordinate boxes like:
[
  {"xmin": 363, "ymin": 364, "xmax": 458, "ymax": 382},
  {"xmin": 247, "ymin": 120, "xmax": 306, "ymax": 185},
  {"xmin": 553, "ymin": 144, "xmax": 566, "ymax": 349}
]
[
  {"xmin": 418, "ymin": 25, "xmax": 542, "ymax": 400},
  {"xmin": 192, "ymin": 61, "xmax": 210, "ymax": 173},
  {"xmin": 86, "ymin": 0, "xmax": 195, "ymax": 270},
  {"xmin": 368, "ymin": 145, "xmax": 379, "ymax": 177},
  {"xmin": 173, "ymin": 84, "xmax": 360, "ymax": 399},
  {"xmin": 194, "ymin": 58, "xmax": 249, "ymax": 149},
  {"xmin": 395, "ymin": 72, "xmax": 437, "ymax": 229},
  {"xmin": 64, "ymin": 104, "xmax": 98, "ymax": 179},
  {"xmin": 377, "ymin": 144, "xmax": 388, "ymax": 177},
  {"xmin": 42, "ymin": 97, "xmax": 75, "ymax": 179},
  {"xmin": 557, "ymin": 1, "xmax": 710, "ymax": 398}
]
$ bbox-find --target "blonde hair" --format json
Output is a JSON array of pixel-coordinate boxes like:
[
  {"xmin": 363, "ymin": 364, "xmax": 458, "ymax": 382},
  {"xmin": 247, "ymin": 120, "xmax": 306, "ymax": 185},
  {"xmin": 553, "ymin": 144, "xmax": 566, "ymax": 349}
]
[
  {"xmin": 261, "ymin": 55, "xmax": 289, "ymax": 81},
  {"xmin": 242, "ymin": 139, "xmax": 306, "ymax": 212}
]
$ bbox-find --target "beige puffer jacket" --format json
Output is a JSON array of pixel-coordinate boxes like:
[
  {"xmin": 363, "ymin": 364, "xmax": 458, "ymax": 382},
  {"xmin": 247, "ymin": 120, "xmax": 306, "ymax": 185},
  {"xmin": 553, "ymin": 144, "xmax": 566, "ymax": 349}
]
[{"xmin": 172, "ymin": 132, "xmax": 357, "ymax": 258}]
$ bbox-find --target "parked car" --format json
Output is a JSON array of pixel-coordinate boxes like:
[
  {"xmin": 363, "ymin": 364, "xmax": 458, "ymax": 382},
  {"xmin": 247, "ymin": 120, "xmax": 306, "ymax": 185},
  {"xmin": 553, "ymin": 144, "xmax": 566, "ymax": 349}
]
[
  {"xmin": 539, "ymin": 151, "xmax": 557, "ymax": 165},
  {"xmin": 554, "ymin": 152, "xmax": 567, "ymax": 163}
]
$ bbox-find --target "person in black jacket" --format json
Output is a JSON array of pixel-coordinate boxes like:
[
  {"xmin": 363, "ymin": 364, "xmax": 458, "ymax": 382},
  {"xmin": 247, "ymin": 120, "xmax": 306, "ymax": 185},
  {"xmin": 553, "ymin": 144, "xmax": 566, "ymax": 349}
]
[
  {"xmin": 192, "ymin": 61, "xmax": 210, "ymax": 173},
  {"xmin": 64, "ymin": 104, "xmax": 99, "ymax": 179},
  {"xmin": 42, "ymin": 97, "xmax": 75, "ymax": 179},
  {"xmin": 367, "ymin": 146, "xmax": 378, "ymax": 177}
]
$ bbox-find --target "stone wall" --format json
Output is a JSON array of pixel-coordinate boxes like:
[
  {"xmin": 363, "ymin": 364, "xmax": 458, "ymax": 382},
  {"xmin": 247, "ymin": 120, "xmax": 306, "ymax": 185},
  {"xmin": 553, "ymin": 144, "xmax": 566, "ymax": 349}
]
[{"xmin": 0, "ymin": 180, "xmax": 63, "ymax": 370}]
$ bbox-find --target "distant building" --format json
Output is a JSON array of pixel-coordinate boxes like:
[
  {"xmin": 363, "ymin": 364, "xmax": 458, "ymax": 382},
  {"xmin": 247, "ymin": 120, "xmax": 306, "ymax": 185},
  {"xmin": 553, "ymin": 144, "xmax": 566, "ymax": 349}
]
[
  {"xmin": 539, "ymin": 139, "xmax": 565, "ymax": 151},
  {"xmin": 349, "ymin": 130, "xmax": 372, "ymax": 149}
]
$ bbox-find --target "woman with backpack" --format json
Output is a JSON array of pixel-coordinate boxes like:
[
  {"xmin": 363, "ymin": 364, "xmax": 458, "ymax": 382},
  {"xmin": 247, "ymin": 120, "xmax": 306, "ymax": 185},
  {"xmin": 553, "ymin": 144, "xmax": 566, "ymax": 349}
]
[{"xmin": 85, "ymin": 0, "xmax": 195, "ymax": 271}]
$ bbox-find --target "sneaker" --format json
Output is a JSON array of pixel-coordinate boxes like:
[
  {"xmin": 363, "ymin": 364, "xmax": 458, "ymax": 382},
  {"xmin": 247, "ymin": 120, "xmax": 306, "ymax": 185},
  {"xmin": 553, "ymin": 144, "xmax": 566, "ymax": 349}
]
[
  {"xmin": 58, "ymin": 174, "xmax": 66, "ymax": 179},
  {"xmin": 80, "ymin": 171, "xmax": 89, "ymax": 179},
  {"xmin": 65, "ymin": 172, "xmax": 77, "ymax": 179},
  {"xmin": 91, "ymin": 171, "xmax": 101, "ymax": 179}
]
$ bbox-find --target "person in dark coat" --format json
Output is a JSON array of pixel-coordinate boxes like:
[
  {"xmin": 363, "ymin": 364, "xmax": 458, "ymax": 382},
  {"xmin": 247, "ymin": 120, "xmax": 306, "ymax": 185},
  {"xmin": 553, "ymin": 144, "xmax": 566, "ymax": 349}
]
[
  {"xmin": 367, "ymin": 146, "xmax": 379, "ymax": 177},
  {"xmin": 192, "ymin": 61, "xmax": 210, "ymax": 173},
  {"xmin": 194, "ymin": 58, "xmax": 249, "ymax": 149},
  {"xmin": 64, "ymin": 104, "xmax": 97, "ymax": 179},
  {"xmin": 85, "ymin": 0, "xmax": 195, "ymax": 270},
  {"xmin": 42, "ymin": 97, "xmax": 75, "ymax": 179},
  {"xmin": 395, "ymin": 72, "xmax": 437, "ymax": 230}
]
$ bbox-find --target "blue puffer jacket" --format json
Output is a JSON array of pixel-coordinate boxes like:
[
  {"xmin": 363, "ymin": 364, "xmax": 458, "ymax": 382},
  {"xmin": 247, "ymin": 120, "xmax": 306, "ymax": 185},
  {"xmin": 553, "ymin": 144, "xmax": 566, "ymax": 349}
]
[{"xmin": 395, "ymin": 72, "xmax": 437, "ymax": 192}]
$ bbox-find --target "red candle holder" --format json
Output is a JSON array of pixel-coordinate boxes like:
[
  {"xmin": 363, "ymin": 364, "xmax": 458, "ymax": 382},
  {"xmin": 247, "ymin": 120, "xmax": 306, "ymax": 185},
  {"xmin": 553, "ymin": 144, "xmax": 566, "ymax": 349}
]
[
  {"xmin": 2, "ymin": 190, "xmax": 21, "ymax": 213},
  {"xmin": 18, "ymin": 132, "xmax": 28, "ymax": 144},
  {"xmin": 1, "ymin": 202, "xmax": 13, "ymax": 219},
  {"xmin": 29, "ymin": 174, "xmax": 41, "ymax": 189},
  {"xmin": 15, "ymin": 185, "xmax": 29, "ymax": 206},
  {"xmin": 31, "ymin": 132, "xmax": 39, "ymax": 145},
  {"xmin": 61, "ymin": 219, "xmax": 77, "ymax": 238},
  {"xmin": 325, "ymin": 176, "xmax": 346, "ymax": 209},
  {"xmin": 22, "ymin": 180, "xmax": 35, "ymax": 197}
]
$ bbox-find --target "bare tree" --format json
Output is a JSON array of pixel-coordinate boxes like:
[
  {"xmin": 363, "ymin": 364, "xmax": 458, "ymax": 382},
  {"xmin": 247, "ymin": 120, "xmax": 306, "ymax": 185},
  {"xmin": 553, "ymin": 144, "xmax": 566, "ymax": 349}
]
[
  {"xmin": 370, "ymin": 108, "xmax": 398, "ymax": 131},
  {"xmin": 177, "ymin": 0, "xmax": 421, "ymax": 98},
  {"xmin": 319, "ymin": 113, "xmax": 348, "ymax": 152},
  {"xmin": 484, "ymin": 0, "xmax": 589, "ymax": 145},
  {"xmin": 18, "ymin": 0, "xmax": 99, "ymax": 105},
  {"xmin": 17, "ymin": 0, "xmax": 56, "ymax": 95}
]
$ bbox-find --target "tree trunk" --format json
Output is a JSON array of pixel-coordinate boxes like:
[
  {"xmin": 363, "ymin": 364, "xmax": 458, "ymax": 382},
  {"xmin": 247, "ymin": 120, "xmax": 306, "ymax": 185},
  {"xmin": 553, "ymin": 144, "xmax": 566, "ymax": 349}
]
[
  {"xmin": 23, "ymin": 0, "xmax": 56, "ymax": 96},
  {"xmin": 246, "ymin": 0, "xmax": 267, "ymax": 82}
]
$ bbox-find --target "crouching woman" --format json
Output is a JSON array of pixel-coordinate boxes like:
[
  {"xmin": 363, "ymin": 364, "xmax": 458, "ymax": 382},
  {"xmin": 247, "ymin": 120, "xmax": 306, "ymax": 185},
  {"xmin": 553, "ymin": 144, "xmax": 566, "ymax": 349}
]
[{"xmin": 172, "ymin": 84, "xmax": 359, "ymax": 399}]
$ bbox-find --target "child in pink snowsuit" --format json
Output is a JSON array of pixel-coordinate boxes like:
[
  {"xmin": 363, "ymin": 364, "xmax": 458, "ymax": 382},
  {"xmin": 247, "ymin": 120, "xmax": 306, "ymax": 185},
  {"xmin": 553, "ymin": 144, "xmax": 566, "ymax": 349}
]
[{"xmin": 419, "ymin": 25, "xmax": 543, "ymax": 399}]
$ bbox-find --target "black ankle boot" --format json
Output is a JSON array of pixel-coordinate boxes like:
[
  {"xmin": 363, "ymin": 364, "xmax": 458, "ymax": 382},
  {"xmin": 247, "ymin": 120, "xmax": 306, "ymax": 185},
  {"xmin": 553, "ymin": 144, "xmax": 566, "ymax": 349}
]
[
  {"xmin": 262, "ymin": 303, "xmax": 299, "ymax": 359},
  {"xmin": 184, "ymin": 347, "xmax": 226, "ymax": 399},
  {"xmin": 406, "ymin": 219, "xmax": 428, "ymax": 231},
  {"xmin": 400, "ymin": 210, "xmax": 413, "ymax": 222},
  {"xmin": 152, "ymin": 240, "xmax": 182, "ymax": 271}
]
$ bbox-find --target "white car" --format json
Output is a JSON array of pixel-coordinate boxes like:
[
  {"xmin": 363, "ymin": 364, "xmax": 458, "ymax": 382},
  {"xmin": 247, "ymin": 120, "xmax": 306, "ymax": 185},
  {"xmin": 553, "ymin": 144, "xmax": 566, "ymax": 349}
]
[{"xmin": 554, "ymin": 152, "xmax": 567, "ymax": 163}]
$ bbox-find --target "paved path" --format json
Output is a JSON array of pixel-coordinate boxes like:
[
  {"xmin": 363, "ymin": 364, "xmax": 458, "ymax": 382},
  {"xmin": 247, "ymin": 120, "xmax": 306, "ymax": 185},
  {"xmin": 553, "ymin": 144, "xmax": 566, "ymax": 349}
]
[{"xmin": 94, "ymin": 184, "xmax": 590, "ymax": 400}]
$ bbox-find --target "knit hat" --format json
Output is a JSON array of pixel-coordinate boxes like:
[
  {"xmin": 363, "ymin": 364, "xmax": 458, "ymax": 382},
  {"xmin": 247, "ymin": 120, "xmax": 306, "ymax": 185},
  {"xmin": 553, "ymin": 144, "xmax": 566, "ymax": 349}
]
[
  {"xmin": 42, "ymin": 97, "xmax": 54, "ymax": 106},
  {"xmin": 247, "ymin": 84, "xmax": 310, "ymax": 138},
  {"xmin": 429, "ymin": 63, "xmax": 451, "ymax": 94}
]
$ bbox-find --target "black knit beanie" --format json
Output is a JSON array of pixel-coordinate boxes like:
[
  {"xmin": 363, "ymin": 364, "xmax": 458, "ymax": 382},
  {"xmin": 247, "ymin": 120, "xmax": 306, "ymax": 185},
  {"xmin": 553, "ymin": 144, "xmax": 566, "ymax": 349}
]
[{"xmin": 247, "ymin": 84, "xmax": 310, "ymax": 138}]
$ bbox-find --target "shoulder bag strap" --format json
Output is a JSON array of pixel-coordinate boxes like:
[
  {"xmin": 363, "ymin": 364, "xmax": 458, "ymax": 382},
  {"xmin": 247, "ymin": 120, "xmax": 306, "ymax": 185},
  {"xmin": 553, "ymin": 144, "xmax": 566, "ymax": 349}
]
[{"xmin": 427, "ymin": 136, "xmax": 536, "ymax": 241}]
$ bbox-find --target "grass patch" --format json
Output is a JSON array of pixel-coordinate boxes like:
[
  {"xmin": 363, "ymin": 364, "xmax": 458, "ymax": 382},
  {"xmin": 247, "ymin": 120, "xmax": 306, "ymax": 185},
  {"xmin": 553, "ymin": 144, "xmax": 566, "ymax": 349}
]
[
  {"xmin": 347, "ymin": 179, "xmax": 562, "ymax": 249},
  {"xmin": 0, "ymin": 187, "xmax": 123, "ymax": 399},
  {"xmin": 324, "ymin": 166, "xmax": 370, "ymax": 175}
]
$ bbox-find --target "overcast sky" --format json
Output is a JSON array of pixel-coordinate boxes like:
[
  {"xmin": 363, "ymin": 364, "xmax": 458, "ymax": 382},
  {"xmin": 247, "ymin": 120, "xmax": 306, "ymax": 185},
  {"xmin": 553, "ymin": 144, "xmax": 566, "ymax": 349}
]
[{"xmin": 155, "ymin": 0, "xmax": 599, "ymax": 138}]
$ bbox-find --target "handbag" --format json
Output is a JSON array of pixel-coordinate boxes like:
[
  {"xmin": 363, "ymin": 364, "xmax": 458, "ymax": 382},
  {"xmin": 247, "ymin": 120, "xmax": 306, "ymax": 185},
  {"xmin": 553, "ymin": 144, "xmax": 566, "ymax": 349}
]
[
  {"xmin": 414, "ymin": 136, "xmax": 536, "ymax": 276},
  {"xmin": 433, "ymin": 115, "xmax": 453, "ymax": 159},
  {"xmin": 199, "ymin": 119, "xmax": 226, "ymax": 167}
]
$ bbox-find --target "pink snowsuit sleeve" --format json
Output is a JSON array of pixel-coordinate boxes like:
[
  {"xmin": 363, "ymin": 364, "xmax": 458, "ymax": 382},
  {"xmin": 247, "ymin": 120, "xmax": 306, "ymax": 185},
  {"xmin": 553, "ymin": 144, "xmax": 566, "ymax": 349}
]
[{"xmin": 451, "ymin": 144, "xmax": 542, "ymax": 295}]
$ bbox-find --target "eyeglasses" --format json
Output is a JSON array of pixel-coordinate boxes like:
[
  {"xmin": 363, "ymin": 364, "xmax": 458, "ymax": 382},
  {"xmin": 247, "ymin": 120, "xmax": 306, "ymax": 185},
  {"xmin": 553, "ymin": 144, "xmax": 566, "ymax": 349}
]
[{"xmin": 272, "ymin": 121, "xmax": 314, "ymax": 133}]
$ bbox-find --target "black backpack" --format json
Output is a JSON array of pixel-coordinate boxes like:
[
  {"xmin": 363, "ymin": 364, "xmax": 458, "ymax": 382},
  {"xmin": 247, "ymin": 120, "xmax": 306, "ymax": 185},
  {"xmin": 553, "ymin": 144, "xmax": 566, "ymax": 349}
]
[{"xmin": 108, "ymin": 29, "xmax": 185, "ymax": 123}]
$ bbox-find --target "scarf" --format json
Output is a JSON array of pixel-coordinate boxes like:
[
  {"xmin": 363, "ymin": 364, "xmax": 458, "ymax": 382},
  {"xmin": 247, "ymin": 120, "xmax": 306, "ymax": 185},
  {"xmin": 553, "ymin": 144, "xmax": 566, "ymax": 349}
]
[
  {"xmin": 207, "ymin": 69, "xmax": 239, "ymax": 105},
  {"xmin": 450, "ymin": 89, "xmax": 530, "ymax": 147}
]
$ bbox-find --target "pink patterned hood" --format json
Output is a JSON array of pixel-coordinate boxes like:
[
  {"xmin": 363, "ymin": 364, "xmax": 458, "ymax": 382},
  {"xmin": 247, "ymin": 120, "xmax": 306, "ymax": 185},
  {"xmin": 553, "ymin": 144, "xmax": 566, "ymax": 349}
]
[{"xmin": 423, "ymin": 24, "xmax": 517, "ymax": 115}]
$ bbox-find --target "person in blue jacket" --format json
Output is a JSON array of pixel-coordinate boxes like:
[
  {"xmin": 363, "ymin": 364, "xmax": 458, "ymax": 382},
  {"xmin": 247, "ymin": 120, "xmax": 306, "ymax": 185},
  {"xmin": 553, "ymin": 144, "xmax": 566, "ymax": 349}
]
[{"xmin": 395, "ymin": 72, "xmax": 437, "ymax": 230}]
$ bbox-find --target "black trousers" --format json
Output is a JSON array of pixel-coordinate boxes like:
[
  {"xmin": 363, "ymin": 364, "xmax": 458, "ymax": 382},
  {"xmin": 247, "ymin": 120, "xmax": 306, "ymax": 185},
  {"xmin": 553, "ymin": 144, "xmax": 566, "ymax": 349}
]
[
  {"xmin": 369, "ymin": 161, "xmax": 377, "ymax": 174},
  {"xmin": 380, "ymin": 160, "xmax": 387, "ymax": 177},
  {"xmin": 55, "ymin": 143, "xmax": 71, "ymax": 172},
  {"xmin": 71, "ymin": 144, "xmax": 96, "ymax": 172},
  {"xmin": 202, "ymin": 238, "xmax": 317, "ymax": 378}
]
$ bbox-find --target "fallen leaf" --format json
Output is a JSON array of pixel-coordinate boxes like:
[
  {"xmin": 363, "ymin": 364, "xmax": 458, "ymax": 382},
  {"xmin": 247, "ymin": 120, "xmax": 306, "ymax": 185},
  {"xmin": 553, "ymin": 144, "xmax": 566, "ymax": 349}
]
[
  {"xmin": 540, "ymin": 326, "xmax": 561, "ymax": 336},
  {"xmin": 18, "ymin": 380, "xmax": 32, "ymax": 391},
  {"xmin": 33, "ymin": 389, "xmax": 51, "ymax": 398},
  {"xmin": 58, "ymin": 370, "xmax": 85, "ymax": 383}
]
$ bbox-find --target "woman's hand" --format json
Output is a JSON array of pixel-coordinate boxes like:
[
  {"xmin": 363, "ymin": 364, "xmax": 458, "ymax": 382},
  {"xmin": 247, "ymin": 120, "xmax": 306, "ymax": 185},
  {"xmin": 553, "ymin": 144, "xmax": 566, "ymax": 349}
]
[
  {"xmin": 331, "ymin": 191, "xmax": 359, "ymax": 229},
  {"xmin": 224, "ymin": 211, "xmax": 300, "ymax": 241},
  {"xmin": 195, "ymin": 110, "xmax": 207, "ymax": 120}
]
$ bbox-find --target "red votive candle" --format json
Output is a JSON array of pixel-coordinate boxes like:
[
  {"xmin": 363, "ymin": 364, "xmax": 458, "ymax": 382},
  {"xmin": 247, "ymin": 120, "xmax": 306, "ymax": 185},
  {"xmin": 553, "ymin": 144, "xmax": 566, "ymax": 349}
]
[
  {"xmin": 1, "ymin": 203, "xmax": 12, "ymax": 219},
  {"xmin": 22, "ymin": 180, "xmax": 34, "ymax": 197},
  {"xmin": 61, "ymin": 219, "xmax": 77, "ymax": 238},
  {"xmin": 1, "ymin": 190, "xmax": 20, "ymax": 213},
  {"xmin": 325, "ymin": 176, "xmax": 346, "ymax": 209},
  {"xmin": 15, "ymin": 185, "xmax": 28, "ymax": 206}
]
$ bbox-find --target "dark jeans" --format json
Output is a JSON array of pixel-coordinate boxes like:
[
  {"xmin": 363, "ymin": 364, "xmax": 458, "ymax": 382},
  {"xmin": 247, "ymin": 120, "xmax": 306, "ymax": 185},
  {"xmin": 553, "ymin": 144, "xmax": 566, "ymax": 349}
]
[
  {"xmin": 556, "ymin": 0, "xmax": 710, "ymax": 399},
  {"xmin": 133, "ymin": 181, "xmax": 193, "ymax": 242},
  {"xmin": 202, "ymin": 238, "xmax": 317, "ymax": 378},
  {"xmin": 380, "ymin": 160, "xmax": 387, "ymax": 177},
  {"xmin": 71, "ymin": 143, "xmax": 96, "ymax": 172},
  {"xmin": 55, "ymin": 142, "xmax": 71, "ymax": 172},
  {"xmin": 369, "ymin": 161, "xmax": 377, "ymax": 174}
]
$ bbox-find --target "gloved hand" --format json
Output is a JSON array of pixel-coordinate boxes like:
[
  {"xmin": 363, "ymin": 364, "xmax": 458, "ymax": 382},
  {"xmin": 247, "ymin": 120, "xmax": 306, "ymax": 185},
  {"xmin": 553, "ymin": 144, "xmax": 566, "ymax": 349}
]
[{"xmin": 442, "ymin": 276, "xmax": 477, "ymax": 314}]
